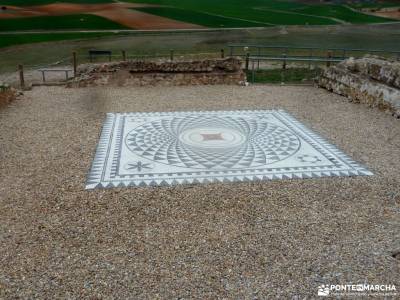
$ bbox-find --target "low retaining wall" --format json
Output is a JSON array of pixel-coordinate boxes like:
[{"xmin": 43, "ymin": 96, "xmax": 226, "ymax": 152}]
[
  {"xmin": 67, "ymin": 58, "xmax": 246, "ymax": 87},
  {"xmin": 318, "ymin": 56, "xmax": 400, "ymax": 118}
]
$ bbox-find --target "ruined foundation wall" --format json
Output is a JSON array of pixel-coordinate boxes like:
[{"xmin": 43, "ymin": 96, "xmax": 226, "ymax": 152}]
[
  {"xmin": 318, "ymin": 56, "xmax": 400, "ymax": 118},
  {"xmin": 67, "ymin": 58, "xmax": 246, "ymax": 87}
]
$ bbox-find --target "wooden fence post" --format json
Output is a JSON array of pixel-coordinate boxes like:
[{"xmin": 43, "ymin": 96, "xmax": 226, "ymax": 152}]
[
  {"xmin": 18, "ymin": 64, "xmax": 25, "ymax": 89},
  {"xmin": 122, "ymin": 50, "xmax": 126, "ymax": 61},
  {"xmin": 326, "ymin": 51, "xmax": 332, "ymax": 67},
  {"xmin": 252, "ymin": 60, "xmax": 255, "ymax": 83},
  {"xmin": 73, "ymin": 52, "xmax": 77, "ymax": 77},
  {"xmin": 245, "ymin": 53, "xmax": 250, "ymax": 71},
  {"xmin": 170, "ymin": 49, "xmax": 174, "ymax": 61},
  {"xmin": 220, "ymin": 49, "xmax": 225, "ymax": 58},
  {"xmin": 282, "ymin": 53, "xmax": 287, "ymax": 70}
]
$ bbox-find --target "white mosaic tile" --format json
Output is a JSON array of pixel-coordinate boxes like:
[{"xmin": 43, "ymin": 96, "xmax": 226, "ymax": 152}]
[{"xmin": 86, "ymin": 110, "xmax": 373, "ymax": 189}]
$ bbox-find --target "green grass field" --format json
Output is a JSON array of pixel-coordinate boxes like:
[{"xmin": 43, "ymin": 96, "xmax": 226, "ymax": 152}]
[
  {"xmin": 0, "ymin": 14, "xmax": 127, "ymax": 31},
  {"xmin": 290, "ymin": 4, "xmax": 393, "ymax": 23},
  {"xmin": 131, "ymin": 0, "xmax": 334, "ymax": 25},
  {"xmin": 349, "ymin": 1, "xmax": 399, "ymax": 9},
  {"xmin": 135, "ymin": 7, "xmax": 268, "ymax": 27},
  {"xmin": 0, "ymin": 0, "xmax": 397, "ymax": 49},
  {"xmin": 247, "ymin": 68, "xmax": 322, "ymax": 83},
  {"xmin": 126, "ymin": 0, "xmax": 395, "ymax": 25},
  {"xmin": 0, "ymin": 32, "xmax": 115, "ymax": 48},
  {"xmin": 0, "ymin": 0, "xmax": 112, "ymax": 5},
  {"xmin": 137, "ymin": 6, "xmax": 337, "ymax": 26}
]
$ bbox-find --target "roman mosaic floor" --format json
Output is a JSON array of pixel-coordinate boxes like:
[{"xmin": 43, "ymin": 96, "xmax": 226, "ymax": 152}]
[{"xmin": 86, "ymin": 110, "xmax": 372, "ymax": 189}]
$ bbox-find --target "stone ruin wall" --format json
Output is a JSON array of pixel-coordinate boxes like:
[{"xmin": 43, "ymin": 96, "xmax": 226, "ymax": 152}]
[
  {"xmin": 67, "ymin": 58, "xmax": 246, "ymax": 88},
  {"xmin": 318, "ymin": 55, "xmax": 400, "ymax": 118}
]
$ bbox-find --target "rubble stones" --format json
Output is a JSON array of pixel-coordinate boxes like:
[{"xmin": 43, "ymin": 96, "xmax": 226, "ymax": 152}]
[{"xmin": 68, "ymin": 58, "xmax": 246, "ymax": 87}]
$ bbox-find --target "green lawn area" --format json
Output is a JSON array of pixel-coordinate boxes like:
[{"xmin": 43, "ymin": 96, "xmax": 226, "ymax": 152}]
[
  {"xmin": 250, "ymin": 7, "xmax": 337, "ymax": 25},
  {"xmin": 0, "ymin": 32, "xmax": 115, "ymax": 48},
  {"xmin": 0, "ymin": 0, "xmax": 113, "ymax": 5},
  {"xmin": 128, "ymin": 0, "xmax": 336, "ymax": 25},
  {"xmin": 0, "ymin": 0, "xmax": 395, "ymax": 31},
  {"xmin": 125, "ymin": 0, "xmax": 394, "ymax": 25},
  {"xmin": 0, "ymin": 14, "xmax": 127, "ymax": 31},
  {"xmin": 247, "ymin": 68, "xmax": 322, "ymax": 84},
  {"xmin": 135, "ymin": 7, "xmax": 271, "ymax": 27},
  {"xmin": 349, "ymin": 1, "xmax": 399, "ymax": 9},
  {"xmin": 291, "ymin": 4, "xmax": 395, "ymax": 23}
]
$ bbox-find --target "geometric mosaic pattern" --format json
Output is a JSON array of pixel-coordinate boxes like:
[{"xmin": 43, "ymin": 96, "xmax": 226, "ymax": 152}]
[{"xmin": 86, "ymin": 110, "xmax": 373, "ymax": 189}]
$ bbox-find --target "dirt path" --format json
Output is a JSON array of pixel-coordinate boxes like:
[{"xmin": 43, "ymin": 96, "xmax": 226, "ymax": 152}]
[
  {"xmin": 26, "ymin": 2, "xmax": 155, "ymax": 15},
  {"xmin": 0, "ymin": 2, "xmax": 155, "ymax": 19},
  {"xmin": 0, "ymin": 5, "xmax": 46, "ymax": 18},
  {"xmin": 371, "ymin": 10, "xmax": 400, "ymax": 20},
  {"xmin": 93, "ymin": 8, "xmax": 203, "ymax": 30},
  {"xmin": 253, "ymin": 7, "xmax": 347, "ymax": 24},
  {"xmin": 0, "ymin": 2, "xmax": 203, "ymax": 30},
  {"xmin": 344, "ymin": 4, "xmax": 399, "ymax": 21}
]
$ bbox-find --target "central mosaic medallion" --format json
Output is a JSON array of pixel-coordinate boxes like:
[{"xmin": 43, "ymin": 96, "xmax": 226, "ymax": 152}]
[
  {"xmin": 86, "ymin": 110, "xmax": 372, "ymax": 189},
  {"xmin": 125, "ymin": 115, "xmax": 300, "ymax": 170}
]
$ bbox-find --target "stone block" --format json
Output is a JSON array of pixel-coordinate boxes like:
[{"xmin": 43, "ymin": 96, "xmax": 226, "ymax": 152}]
[{"xmin": 318, "ymin": 56, "xmax": 400, "ymax": 118}]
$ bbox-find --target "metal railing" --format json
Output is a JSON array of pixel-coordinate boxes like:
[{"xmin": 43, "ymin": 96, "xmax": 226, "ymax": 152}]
[
  {"xmin": 5, "ymin": 45, "xmax": 399, "ymax": 87},
  {"xmin": 247, "ymin": 55, "xmax": 342, "ymax": 84},
  {"xmin": 4, "ymin": 49, "xmax": 226, "ymax": 88},
  {"xmin": 228, "ymin": 44, "xmax": 400, "ymax": 61}
]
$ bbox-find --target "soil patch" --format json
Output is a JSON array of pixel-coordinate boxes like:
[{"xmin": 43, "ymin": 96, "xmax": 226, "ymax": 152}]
[
  {"xmin": 371, "ymin": 9, "xmax": 400, "ymax": 20},
  {"xmin": 93, "ymin": 8, "xmax": 202, "ymax": 30},
  {"xmin": 0, "ymin": 87, "xmax": 16, "ymax": 107},
  {"xmin": 0, "ymin": 2, "xmax": 202, "ymax": 29}
]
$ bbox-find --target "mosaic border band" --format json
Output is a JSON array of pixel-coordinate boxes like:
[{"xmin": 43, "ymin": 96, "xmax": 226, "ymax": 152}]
[{"xmin": 86, "ymin": 109, "xmax": 373, "ymax": 189}]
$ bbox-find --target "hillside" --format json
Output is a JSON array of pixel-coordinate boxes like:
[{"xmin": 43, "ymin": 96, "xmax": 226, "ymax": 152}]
[{"xmin": 0, "ymin": 0, "xmax": 397, "ymax": 48}]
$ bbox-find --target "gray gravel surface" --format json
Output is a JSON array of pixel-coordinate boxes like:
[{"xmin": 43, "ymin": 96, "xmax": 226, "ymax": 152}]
[{"xmin": 0, "ymin": 85, "xmax": 399, "ymax": 299}]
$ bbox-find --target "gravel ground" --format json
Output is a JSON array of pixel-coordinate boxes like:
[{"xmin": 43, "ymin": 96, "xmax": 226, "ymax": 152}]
[{"xmin": 0, "ymin": 84, "xmax": 399, "ymax": 299}]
